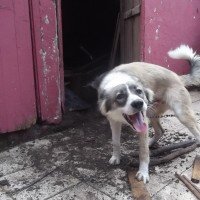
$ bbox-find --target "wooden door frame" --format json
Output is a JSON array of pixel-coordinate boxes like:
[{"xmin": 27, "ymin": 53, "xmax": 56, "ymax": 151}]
[
  {"xmin": 120, "ymin": 0, "xmax": 141, "ymax": 63},
  {"xmin": 29, "ymin": 0, "xmax": 64, "ymax": 124}
]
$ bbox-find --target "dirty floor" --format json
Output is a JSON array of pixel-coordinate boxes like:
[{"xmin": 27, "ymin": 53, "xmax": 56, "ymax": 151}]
[{"xmin": 0, "ymin": 91, "xmax": 200, "ymax": 200}]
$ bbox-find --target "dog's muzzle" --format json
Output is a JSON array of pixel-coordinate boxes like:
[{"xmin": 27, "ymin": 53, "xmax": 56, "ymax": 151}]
[{"xmin": 123, "ymin": 111, "xmax": 147, "ymax": 133}]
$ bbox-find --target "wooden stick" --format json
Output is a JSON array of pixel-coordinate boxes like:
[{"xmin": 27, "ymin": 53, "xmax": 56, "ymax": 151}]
[
  {"xmin": 150, "ymin": 140, "xmax": 196, "ymax": 157},
  {"xmin": 131, "ymin": 143, "xmax": 197, "ymax": 167},
  {"xmin": 150, "ymin": 143, "xmax": 197, "ymax": 166},
  {"xmin": 109, "ymin": 13, "xmax": 120, "ymax": 69},
  {"xmin": 175, "ymin": 173, "xmax": 200, "ymax": 200},
  {"xmin": 128, "ymin": 170, "xmax": 151, "ymax": 200},
  {"xmin": 182, "ymin": 175, "xmax": 200, "ymax": 194},
  {"xmin": 132, "ymin": 140, "xmax": 196, "ymax": 157}
]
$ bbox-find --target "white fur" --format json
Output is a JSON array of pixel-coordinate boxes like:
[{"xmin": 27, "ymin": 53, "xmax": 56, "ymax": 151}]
[
  {"xmin": 100, "ymin": 78, "xmax": 150, "ymax": 183},
  {"xmin": 168, "ymin": 44, "xmax": 196, "ymax": 60},
  {"xmin": 100, "ymin": 72, "xmax": 137, "ymax": 91},
  {"xmin": 104, "ymin": 85, "xmax": 148, "ymax": 124},
  {"xmin": 98, "ymin": 59, "xmax": 200, "ymax": 184},
  {"xmin": 123, "ymin": 85, "xmax": 147, "ymax": 115},
  {"xmin": 136, "ymin": 161, "xmax": 149, "ymax": 183},
  {"xmin": 108, "ymin": 120, "xmax": 121, "ymax": 165}
]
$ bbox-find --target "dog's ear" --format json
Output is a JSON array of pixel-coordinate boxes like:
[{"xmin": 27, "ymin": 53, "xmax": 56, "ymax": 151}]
[
  {"xmin": 88, "ymin": 71, "xmax": 108, "ymax": 90},
  {"xmin": 144, "ymin": 88, "xmax": 154, "ymax": 103},
  {"xmin": 99, "ymin": 89, "xmax": 112, "ymax": 113}
]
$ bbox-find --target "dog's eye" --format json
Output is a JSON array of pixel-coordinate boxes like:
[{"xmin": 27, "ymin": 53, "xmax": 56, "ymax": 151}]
[
  {"xmin": 116, "ymin": 93, "xmax": 125, "ymax": 100},
  {"xmin": 136, "ymin": 89, "xmax": 142, "ymax": 94}
]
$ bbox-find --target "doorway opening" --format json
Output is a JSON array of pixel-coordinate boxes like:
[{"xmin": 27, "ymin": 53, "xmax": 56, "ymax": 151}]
[{"xmin": 62, "ymin": 0, "xmax": 120, "ymax": 111}]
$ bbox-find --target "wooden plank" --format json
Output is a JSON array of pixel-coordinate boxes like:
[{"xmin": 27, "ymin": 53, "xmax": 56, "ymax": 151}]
[
  {"xmin": 29, "ymin": 0, "xmax": 63, "ymax": 123},
  {"xmin": 120, "ymin": 0, "xmax": 141, "ymax": 63},
  {"xmin": 124, "ymin": 0, "xmax": 134, "ymax": 63},
  {"xmin": 124, "ymin": 4, "xmax": 141, "ymax": 19},
  {"xmin": 132, "ymin": 0, "xmax": 141, "ymax": 61},
  {"xmin": 192, "ymin": 155, "xmax": 200, "ymax": 183},
  {"xmin": 109, "ymin": 13, "xmax": 120, "ymax": 68},
  {"xmin": 120, "ymin": 0, "xmax": 125, "ymax": 63},
  {"xmin": 56, "ymin": 0, "xmax": 65, "ymax": 114},
  {"xmin": 128, "ymin": 170, "xmax": 151, "ymax": 200},
  {"xmin": 0, "ymin": 0, "xmax": 36, "ymax": 133}
]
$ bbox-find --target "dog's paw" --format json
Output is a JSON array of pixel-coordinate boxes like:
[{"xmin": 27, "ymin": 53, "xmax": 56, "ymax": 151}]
[
  {"xmin": 109, "ymin": 156, "xmax": 120, "ymax": 165},
  {"xmin": 136, "ymin": 170, "xmax": 149, "ymax": 183}
]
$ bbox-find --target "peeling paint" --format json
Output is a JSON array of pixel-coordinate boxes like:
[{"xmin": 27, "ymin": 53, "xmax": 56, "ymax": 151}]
[
  {"xmin": 53, "ymin": 34, "xmax": 58, "ymax": 53},
  {"xmin": 154, "ymin": 8, "xmax": 157, "ymax": 13},
  {"xmin": 155, "ymin": 25, "xmax": 160, "ymax": 40},
  {"xmin": 149, "ymin": 18, "xmax": 153, "ymax": 23},
  {"xmin": 39, "ymin": 49, "xmax": 50, "ymax": 76},
  {"xmin": 44, "ymin": 15, "xmax": 49, "ymax": 24},
  {"xmin": 40, "ymin": 27, "xmax": 44, "ymax": 41},
  {"xmin": 148, "ymin": 46, "xmax": 151, "ymax": 54}
]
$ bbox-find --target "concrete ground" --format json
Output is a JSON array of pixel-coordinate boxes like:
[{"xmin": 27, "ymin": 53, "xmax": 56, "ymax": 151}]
[{"xmin": 0, "ymin": 90, "xmax": 200, "ymax": 200}]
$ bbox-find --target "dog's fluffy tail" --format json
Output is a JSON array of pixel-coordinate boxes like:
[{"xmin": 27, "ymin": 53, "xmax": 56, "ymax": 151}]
[{"xmin": 168, "ymin": 44, "xmax": 200, "ymax": 88}]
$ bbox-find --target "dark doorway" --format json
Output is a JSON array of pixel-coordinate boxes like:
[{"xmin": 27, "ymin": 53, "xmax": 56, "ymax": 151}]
[{"xmin": 62, "ymin": 0, "xmax": 120, "ymax": 110}]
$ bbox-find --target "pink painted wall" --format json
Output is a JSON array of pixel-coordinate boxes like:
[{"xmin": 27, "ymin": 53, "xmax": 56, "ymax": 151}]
[
  {"xmin": 0, "ymin": 0, "xmax": 37, "ymax": 133},
  {"xmin": 140, "ymin": 0, "xmax": 200, "ymax": 74}
]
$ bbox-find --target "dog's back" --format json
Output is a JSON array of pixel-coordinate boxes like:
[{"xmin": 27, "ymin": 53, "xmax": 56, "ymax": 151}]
[{"xmin": 112, "ymin": 62, "xmax": 183, "ymax": 101}]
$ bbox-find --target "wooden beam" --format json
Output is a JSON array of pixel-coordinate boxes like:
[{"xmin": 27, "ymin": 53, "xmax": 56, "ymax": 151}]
[
  {"xmin": 128, "ymin": 170, "xmax": 151, "ymax": 200},
  {"xmin": 124, "ymin": 4, "xmax": 141, "ymax": 20}
]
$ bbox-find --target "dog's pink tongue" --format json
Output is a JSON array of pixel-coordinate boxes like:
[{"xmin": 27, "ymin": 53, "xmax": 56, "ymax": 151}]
[{"xmin": 132, "ymin": 112, "xmax": 147, "ymax": 133}]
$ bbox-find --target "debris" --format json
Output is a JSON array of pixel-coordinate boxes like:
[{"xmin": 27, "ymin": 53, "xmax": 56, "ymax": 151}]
[
  {"xmin": 192, "ymin": 155, "xmax": 200, "ymax": 183},
  {"xmin": 131, "ymin": 140, "xmax": 198, "ymax": 166},
  {"xmin": 150, "ymin": 142, "xmax": 197, "ymax": 166},
  {"xmin": 0, "ymin": 179, "xmax": 10, "ymax": 186},
  {"xmin": 65, "ymin": 88, "xmax": 90, "ymax": 111},
  {"xmin": 175, "ymin": 173, "xmax": 200, "ymax": 199},
  {"xmin": 150, "ymin": 140, "xmax": 196, "ymax": 157}
]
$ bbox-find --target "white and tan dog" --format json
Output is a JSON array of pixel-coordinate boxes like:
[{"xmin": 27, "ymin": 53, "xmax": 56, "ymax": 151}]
[{"xmin": 94, "ymin": 45, "xmax": 200, "ymax": 183}]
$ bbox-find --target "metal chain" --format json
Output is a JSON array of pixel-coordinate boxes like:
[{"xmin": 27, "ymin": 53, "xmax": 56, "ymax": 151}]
[{"xmin": 148, "ymin": 112, "xmax": 200, "ymax": 119}]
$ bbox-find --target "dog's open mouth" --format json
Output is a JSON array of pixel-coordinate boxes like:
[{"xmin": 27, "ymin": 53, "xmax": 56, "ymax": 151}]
[{"xmin": 123, "ymin": 112, "xmax": 147, "ymax": 133}]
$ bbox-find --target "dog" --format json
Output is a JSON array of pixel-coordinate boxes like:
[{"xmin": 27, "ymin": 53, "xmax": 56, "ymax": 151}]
[{"xmin": 92, "ymin": 45, "xmax": 200, "ymax": 183}]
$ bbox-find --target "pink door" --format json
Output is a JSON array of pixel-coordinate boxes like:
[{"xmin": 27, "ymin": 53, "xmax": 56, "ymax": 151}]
[
  {"xmin": 0, "ymin": 0, "xmax": 37, "ymax": 133},
  {"xmin": 0, "ymin": 0, "xmax": 64, "ymax": 133},
  {"xmin": 29, "ymin": 0, "xmax": 64, "ymax": 124}
]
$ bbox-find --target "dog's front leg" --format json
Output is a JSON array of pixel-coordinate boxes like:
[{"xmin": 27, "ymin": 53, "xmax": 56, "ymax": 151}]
[
  {"xmin": 108, "ymin": 119, "xmax": 122, "ymax": 165},
  {"xmin": 136, "ymin": 132, "xmax": 150, "ymax": 183}
]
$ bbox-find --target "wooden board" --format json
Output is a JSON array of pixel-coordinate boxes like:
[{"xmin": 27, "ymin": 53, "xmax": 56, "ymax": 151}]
[
  {"xmin": 192, "ymin": 155, "xmax": 200, "ymax": 183},
  {"xmin": 120, "ymin": 0, "xmax": 141, "ymax": 63},
  {"xmin": 0, "ymin": 0, "xmax": 36, "ymax": 133},
  {"xmin": 29, "ymin": 0, "xmax": 63, "ymax": 123},
  {"xmin": 128, "ymin": 170, "xmax": 151, "ymax": 200}
]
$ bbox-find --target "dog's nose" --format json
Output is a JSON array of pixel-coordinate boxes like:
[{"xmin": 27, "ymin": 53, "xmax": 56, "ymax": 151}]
[{"xmin": 131, "ymin": 100, "xmax": 143, "ymax": 109}]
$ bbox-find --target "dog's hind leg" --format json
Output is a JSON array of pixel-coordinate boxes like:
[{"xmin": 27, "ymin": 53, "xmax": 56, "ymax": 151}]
[
  {"xmin": 148, "ymin": 103, "xmax": 168, "ymax": 147},
  {"xmin": 149, "ymin": 119, "xmax": 165, "ymax": 147},
  {"xmin": 167, "ymin": 88, "xmax": 200, "ymax": 143},
  {"xmin": 108, "ymin": 119, "xmax": 122, "ymax": 165}
]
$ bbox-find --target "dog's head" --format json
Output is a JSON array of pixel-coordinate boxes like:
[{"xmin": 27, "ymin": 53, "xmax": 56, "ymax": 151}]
[{"xmin": 97, "ymin": 71, "xmax": 154, "ymax": 133}]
